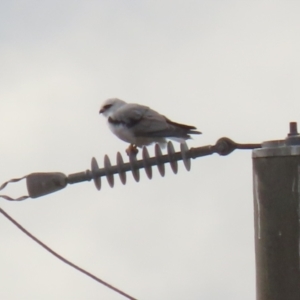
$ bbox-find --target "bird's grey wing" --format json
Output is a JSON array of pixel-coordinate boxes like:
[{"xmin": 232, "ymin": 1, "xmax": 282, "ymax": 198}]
[
  {"xmin": 132, "ymin": 109, "xmax": 201, "ymax": 138},
  {"xmin": 111, "ymin": 104, "xmax": 201, "ymax": 138},
  {"xmin": 131, "ymin": 109, "xmax": 172, "ymax": 136},
  {"xmin": 123, "ymin": 106, "xmax": 196, "ymax": 137},
  {"xmin": 109, "ymin": 103, "xmax": 170, "ymax": 133},
  {"xmin": 109, "ymin": 103, "xmax": 151, "ymax": 128}
]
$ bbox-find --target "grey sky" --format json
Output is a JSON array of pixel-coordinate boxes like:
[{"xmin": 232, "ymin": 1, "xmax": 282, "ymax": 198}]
[{"xmin": 1, "ymin": 1, "xmax": 300, "ymax": 299}]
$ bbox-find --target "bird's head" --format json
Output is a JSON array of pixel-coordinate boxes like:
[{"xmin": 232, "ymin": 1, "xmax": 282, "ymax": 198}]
[{"xmin": 99, "ymin": 98, "xmax": 126, "ymax": 117}]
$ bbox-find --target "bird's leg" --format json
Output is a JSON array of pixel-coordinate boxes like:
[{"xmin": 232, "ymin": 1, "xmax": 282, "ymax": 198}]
[{"xmin": 126, "ymin": 144, "xmax": 139, "ymax": 157}]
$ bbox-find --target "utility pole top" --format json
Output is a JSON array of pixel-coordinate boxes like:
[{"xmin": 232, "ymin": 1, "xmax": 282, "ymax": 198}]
[{"xmin": 253, "ymin": 122, "xmax": 300, "ymax": 158}]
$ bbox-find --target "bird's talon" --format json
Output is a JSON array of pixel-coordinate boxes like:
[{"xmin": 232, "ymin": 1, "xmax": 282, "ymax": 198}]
[{"xmin": 126, "ymin": 144, "xmax": 139, "ymax": 157}]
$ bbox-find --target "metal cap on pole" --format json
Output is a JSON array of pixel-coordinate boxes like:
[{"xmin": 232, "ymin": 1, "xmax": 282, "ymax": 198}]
[{"xmin": 253, "ymin": 122, "xmax": 300, "ymax": 300}]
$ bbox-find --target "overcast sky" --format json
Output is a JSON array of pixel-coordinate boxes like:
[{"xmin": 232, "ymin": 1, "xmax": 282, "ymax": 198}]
[{"xmin": 1, "ymin": 1, "xmax": 300, "ymax": 299}]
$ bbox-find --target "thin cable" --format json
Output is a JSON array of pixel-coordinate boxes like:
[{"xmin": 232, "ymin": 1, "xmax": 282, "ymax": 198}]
[
  {"xmin": 0, "ymin": 175, "xmax": 29, "ymax": 201},
  {"xmin": 0, "ymin": 207, "xmax": 138, "ymax": 300}
]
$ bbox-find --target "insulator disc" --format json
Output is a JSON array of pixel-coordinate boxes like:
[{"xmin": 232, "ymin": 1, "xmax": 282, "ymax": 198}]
[
  {"xmin": 167, "ymin": 142, "xmax": 178, "ymax": 174},
  {"xmin": 104, "ymin": 155, "xmax": 114, "ymax": 187},
  {"xmin": 129, "ymin": 154, "xmax": 140, "ymax": 182},
  {"xmin": 155, "ymin": 144, "xmax": 165, "ymax": 177},
  {"xmin": 180, "ymin": 142, "xmax": 191, "ymax": 171},
  {"xmin": 142, "ymin": 147, "xmax": 152, "ymax": 179},
  {"xmin": 116, "ymin": 152, "xmax": 126, "ymax": 185},
  {"xmin": 91, "ymin": 157, "xmax": 101, "ymax": 190}
]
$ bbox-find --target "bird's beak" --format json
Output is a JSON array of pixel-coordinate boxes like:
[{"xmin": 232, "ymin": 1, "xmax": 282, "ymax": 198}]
[{"xmin": 99, "ymin": 104, "xmax": 112, "ymax": 114}]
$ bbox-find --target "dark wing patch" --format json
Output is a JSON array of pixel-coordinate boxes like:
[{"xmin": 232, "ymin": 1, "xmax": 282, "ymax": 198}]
[{"xmin": 108, "ymin": 116, "xmax": 142, "ymax": 128}]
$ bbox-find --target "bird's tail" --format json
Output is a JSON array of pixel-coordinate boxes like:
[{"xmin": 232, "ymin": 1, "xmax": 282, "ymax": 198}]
[{"xmin": 166, "ymin": 119, "xmax": 202, "ymax": 135}]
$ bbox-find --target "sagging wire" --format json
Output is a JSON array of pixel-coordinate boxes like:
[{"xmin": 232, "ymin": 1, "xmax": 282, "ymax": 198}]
[{"xmin": 0, "ymin": 206, "xmax": 138, "ymax": 300}]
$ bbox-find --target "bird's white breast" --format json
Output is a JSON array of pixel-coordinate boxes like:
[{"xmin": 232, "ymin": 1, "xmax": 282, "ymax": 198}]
[{"xmin": 108, "ymin": 122, "xmax": 136, "ymax": 144}]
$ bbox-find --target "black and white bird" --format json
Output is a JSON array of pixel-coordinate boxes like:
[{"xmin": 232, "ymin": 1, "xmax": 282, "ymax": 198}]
[{"xmin": 99, "ymin": 98, "xmax": 201, "ymax": 154}]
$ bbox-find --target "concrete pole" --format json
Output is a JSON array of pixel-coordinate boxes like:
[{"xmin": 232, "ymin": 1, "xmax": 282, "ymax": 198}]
[{"xmin": 252, "ymin": 122, "xmax": 300, "ymax": 300}]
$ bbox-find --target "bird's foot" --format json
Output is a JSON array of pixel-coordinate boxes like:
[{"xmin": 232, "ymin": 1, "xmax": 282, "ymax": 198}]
[{"xmin": 126, "ymin": 144, "xmax": 139, "ymax": 157}]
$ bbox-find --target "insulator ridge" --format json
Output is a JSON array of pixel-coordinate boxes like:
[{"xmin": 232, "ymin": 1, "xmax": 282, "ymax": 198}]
[{"xmin": 91, "ymin": 141, "xmax": 191, "ymax": 190}]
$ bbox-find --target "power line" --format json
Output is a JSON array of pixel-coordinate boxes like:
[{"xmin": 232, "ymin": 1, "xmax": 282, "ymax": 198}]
[
  {"xmin": 0, "ymin": 139, "xmax": 261, "ymax": 200},
  {"xmin": 0, "ymin": 207, "xmax": 138, "ymax": 300}
]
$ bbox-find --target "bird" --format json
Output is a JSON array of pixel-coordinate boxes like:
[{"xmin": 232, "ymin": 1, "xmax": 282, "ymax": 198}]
[{"xmin": 99, "ymin": 98, "xmax": 201, "ymax": 155}]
